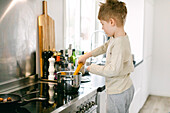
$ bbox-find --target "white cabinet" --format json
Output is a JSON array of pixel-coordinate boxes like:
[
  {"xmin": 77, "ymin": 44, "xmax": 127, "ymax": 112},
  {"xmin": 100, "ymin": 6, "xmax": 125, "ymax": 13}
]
[{"xmin": 97, "ymin": 89, "xmax": 107, "ymax": 113}]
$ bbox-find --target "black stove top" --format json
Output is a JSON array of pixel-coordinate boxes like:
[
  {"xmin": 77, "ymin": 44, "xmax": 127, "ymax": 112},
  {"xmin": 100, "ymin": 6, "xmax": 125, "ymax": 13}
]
[
  {"xmin": 2, "ymin": 107, "xmax": 31, "ymax": 113},
  {"xmin": 2, "ymin": 81, "xmax": 95, "ymax": 113}
]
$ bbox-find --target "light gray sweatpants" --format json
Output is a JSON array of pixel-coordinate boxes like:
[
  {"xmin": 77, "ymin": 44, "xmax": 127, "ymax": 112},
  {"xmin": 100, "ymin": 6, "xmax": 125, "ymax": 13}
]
[{"xmin": 106, "ymin": 85, "xmax": 135, "ymax": 113}]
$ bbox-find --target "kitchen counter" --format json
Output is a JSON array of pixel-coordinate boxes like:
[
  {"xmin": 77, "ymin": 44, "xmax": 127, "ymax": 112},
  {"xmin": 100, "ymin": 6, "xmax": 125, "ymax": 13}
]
[
  {"xmin": 1, "ymin": 74, "xmax": 105, "ymax": 113},
  {"xmin": 81, "ymin": 73, "xmax": 105, "ymax": 89}
]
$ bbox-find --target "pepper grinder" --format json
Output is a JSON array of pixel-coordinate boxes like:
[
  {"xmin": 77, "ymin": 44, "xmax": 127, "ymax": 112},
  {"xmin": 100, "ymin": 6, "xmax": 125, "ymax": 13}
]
[{"xmin": 43, "ymin": 51, "xmax": 48, "ymax": 79}]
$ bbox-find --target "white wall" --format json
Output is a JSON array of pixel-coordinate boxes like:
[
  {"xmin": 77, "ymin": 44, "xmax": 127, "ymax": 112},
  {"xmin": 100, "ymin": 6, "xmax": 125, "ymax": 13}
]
[
  {"xmin": 129, "ymin": 0, "xmax": 154, "ymax": 112},
  {"xmin": 48, "ymin": 0, "xmax": 64, "ymax": 51},
  {"xmin": 150, "ymin": 0, "xmax": 170, "ymax": 97},
  {"xmin": 124, "ymin": 0, "xmax": 144, "ymax": 65}
]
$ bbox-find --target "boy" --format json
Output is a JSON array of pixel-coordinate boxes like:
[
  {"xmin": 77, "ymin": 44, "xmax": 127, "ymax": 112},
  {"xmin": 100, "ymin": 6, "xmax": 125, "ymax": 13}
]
[{"xmin": 78, "ymin": 0, "xmax": 135, "ymax": 113}]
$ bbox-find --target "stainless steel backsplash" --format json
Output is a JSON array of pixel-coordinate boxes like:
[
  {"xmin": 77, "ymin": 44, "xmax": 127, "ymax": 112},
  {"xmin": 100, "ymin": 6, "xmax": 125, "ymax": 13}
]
[{"xmin": 0, "ymin": 0, "xmax": 41, "ymax": 84}]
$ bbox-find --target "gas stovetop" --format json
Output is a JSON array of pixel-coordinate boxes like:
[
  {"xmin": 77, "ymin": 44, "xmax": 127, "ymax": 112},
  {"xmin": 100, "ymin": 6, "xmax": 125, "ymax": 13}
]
[{"xmin": 2, "ymin": 81, "xmax": 96, "ymax": 113}]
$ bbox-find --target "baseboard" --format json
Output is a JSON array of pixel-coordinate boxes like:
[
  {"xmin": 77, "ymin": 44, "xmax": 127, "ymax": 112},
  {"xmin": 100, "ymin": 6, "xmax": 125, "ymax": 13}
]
[{"xmin": 149, "ymin": 90, "xmax": 170, "ymax": 97}]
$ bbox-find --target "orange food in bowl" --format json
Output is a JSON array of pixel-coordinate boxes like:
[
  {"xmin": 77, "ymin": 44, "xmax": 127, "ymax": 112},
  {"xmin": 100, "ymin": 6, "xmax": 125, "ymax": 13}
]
[
  {"xmin": 0, "ymin": 98, "xmax": 3, "ymax": 102},
  {"xmin": 61, "ymin": 72, "xmax": 66, "ymax": 75},
  {"xmin": 7, "ymin": 97, "xmax": 12, "ymax": 101}
]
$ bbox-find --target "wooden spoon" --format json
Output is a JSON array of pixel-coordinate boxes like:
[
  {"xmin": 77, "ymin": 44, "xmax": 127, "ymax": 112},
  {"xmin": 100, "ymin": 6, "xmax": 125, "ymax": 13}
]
[{"xmin": 73, "ymin": 63, "xmax": 83, "ymax": 75}]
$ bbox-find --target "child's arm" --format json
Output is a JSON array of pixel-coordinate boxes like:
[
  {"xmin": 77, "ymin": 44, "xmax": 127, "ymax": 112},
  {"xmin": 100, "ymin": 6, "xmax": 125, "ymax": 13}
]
[
  {"xmin": 78, "ymin": 39, "xmax": 111, "ymax": 64},
  {"xmin": 91, "ymin": 39, "xmax": 111, "ymax": 57},
  {"xmin": 88, "ymin": 40, "xmax": 134, "ymax": 77}
]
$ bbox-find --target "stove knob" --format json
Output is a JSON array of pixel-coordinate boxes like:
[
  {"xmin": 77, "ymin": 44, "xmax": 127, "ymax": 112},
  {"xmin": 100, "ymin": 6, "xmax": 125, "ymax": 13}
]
[
  {"xmin": 89, "ymin": 102, "xmax": 92, "ymax": 108},
  {"xmin": 76, "ymin": 106, "xmax": 81, "ymax": 113},
  {"xmin": 76, "ymin": 107, "xmax": 84, "ymax": 113},
  {"xmin": 85, "ymin": 103, "xmax": 90, "ymax": 110},
  {"xmin": 82, "ymin": 106, "xmax": 86, "ymax": 111},
  {"xmin": 80, "ymin": 110, "xmax": 85, "ymax": 113},
  {"xmin": 80, "ymin": 105, "xmax": 84, "ymax": 111},
  {"xmin": 91, "ymin": 101, "xmax": 95, "ymax": 106},
  {"xmin": 83, "ymin": 106, "xmax": 87, "ymax": 111}
]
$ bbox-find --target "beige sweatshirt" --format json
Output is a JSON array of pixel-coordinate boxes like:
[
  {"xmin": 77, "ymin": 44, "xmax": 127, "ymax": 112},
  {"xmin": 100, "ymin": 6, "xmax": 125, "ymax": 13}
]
[{"xmin": 89, "ymin": 35, "xmax": 134, "ymax": 94}]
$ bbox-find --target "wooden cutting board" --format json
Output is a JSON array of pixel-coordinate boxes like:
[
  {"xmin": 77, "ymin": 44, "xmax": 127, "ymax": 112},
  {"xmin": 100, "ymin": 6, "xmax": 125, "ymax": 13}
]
[{"xmin": 38, "ymin": 1, "xmax": 55, "ymax": 78}]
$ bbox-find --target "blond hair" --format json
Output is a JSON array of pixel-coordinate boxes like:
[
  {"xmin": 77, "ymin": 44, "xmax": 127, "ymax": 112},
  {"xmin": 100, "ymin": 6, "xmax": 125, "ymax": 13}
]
[{"xmin": 98, "ymin": 0, "xmax": 127, "ymax": 27}]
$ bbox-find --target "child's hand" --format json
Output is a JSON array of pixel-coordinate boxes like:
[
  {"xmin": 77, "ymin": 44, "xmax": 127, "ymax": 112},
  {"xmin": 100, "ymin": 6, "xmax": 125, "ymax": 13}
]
[
  {"xmin": 78, "ymin": 52, "xmax": 92, "ymax": 65},
  {"xmin": 87, "ymin": 66, "xmax": 90, "ymax": 71},
  {"xmin": 78, "ymin": 55, "xmax": 86, "ymax": 64}
]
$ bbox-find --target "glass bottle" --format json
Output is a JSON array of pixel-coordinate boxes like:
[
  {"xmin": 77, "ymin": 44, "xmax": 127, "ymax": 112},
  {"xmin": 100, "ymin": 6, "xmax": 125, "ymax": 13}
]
[
  {"xmin": 68, "ymin": 44, "xmax": 72, "ymax": 61},
  {"xmin": 71, "ymin": 49, "xmax": 77, "ymax": 66}
]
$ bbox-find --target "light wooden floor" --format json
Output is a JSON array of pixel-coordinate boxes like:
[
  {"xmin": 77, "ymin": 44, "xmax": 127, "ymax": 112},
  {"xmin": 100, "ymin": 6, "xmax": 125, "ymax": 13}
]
[{"xmin": 139, "ymin": 95, "xmax": 170, "ymax": 113}]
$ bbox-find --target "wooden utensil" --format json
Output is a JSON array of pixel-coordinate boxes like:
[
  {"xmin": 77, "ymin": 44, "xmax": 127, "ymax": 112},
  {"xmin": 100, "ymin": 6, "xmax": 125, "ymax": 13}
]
[
  {"xmin": 73, "ymin": 63, "xmax": 83, "ymax": 75},
  {"xmin": 38, "ymin": 1, "xmax": 55, "ymax": 78}
]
